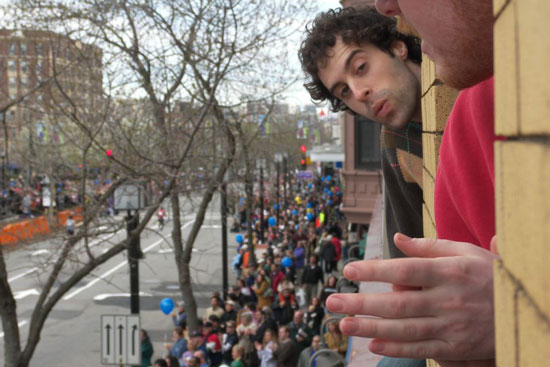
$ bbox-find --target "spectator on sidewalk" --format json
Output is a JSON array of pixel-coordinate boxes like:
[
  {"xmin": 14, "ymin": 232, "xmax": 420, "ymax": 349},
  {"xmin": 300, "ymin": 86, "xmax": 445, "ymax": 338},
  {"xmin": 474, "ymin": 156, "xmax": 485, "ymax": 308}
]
[
  {"xmin": 171, "ymin": 301, "xmax": 186, "ymax": 328},
  {"xmin": 297, "ymin": 335, "xmax": 322, "ymax": 367},
  {"xmin": 204, "ymin": 296, "xmax": 225, "ymax": 323},
  {"xmin": 255, "ymin": 329, "xmax": 278, "ymax": 367},
  {"xmin": 165, "ymin": 327, "xmax": 187, "ymax": 363},
  {"xmin": 301, "ymin": 255, "xmax": 324, "ymax": 306},
  {"xmin": 272, "ymin": 325, "xmax": 298, "ymax": 367},
  {"xmin": 140, "ymin": 329, "xmax": 154, "ymax": 367}
]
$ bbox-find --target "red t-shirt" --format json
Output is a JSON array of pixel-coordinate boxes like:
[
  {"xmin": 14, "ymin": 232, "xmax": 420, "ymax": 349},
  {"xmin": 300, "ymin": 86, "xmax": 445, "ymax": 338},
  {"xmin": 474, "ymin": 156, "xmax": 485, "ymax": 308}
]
[{"xmin": 435, "ymin": 77, "xmax": 497, "ymax": 250}]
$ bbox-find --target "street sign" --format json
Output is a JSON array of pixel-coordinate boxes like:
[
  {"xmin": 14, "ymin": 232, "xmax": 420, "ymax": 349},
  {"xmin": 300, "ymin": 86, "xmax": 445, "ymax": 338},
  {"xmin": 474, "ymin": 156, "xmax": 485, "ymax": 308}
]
[
  {"xmin": 101, "ymin": 314, "xmax": 140, "ymax": 365},
  {"xmin": 114, "ymin": 182, "xmax": 147, "ymax": 211},
  {"xmin": 297, "ymin": 170, "xmax": 313, "ymax": 179}
]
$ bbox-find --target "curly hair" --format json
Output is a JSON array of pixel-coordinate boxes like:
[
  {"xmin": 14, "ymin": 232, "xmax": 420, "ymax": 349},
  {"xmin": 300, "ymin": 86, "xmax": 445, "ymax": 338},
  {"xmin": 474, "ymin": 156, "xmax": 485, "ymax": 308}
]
[{"xmin": 298, "ymin": 7, "xmax": 422, "ymax": 113}]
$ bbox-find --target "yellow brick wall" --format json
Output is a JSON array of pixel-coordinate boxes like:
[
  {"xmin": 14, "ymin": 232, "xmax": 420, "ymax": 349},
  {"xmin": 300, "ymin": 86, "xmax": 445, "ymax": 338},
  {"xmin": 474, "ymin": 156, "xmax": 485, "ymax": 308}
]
[
  {"xmin": 421, "ymin": 58, "xmax": 458, "ymax": 367},
  {"xmin": 420, "ymin": 58, "xmax": 458, "ymax": 247},
  {"xmin": 494, "ymin": 0, "xmax": 550, "ymax": 365}
]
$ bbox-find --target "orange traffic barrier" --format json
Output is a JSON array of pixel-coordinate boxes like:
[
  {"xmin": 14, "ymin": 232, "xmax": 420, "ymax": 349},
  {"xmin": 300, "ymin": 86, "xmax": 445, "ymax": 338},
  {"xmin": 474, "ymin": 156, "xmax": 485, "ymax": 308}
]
[{"xmin": 0, "ymin": 207, "xmax": 81, "ymax": 246}]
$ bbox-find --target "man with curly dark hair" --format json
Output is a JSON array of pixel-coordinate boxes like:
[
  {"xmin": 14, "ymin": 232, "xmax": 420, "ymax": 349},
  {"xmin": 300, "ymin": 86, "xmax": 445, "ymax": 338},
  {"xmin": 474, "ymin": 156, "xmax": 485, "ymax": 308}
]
[
  {"xmin": 299, "ymin": 6, "xmax": 425, "ymax": 263},
  {"xmin": 298, "ymin": 6, "xmax": 422, "ymax": 130}
]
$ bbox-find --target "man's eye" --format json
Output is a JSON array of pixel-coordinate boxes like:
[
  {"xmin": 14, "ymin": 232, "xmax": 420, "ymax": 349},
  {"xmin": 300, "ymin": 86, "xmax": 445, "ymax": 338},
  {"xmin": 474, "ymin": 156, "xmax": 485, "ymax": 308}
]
[
  {"xmin": 340, "ymin": 86, "xmax": 350, "ymax": 99},
  {"xmin": 357, "ymin": 63, "xmax": 366, "ymax": 74}
]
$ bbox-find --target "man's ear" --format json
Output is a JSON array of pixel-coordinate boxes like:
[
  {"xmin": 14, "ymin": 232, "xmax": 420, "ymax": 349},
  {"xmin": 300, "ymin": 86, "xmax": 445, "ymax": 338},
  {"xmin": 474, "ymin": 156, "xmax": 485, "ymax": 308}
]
[{"xmin": 391, "ymin": 40, "xmax": 408, "ymax": 60}]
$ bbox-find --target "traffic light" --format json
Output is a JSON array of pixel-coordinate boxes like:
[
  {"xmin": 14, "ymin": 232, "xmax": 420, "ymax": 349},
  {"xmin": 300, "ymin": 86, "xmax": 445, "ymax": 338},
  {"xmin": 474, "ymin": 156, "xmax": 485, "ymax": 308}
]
[{"xmin": 300, "ymin": 145, "xmax": 307, "ymax": 169}]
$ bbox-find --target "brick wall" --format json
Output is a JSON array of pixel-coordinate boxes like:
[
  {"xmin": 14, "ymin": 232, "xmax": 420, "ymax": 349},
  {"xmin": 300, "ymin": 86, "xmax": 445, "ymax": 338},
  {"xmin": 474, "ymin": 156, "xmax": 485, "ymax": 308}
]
[
  {"xmin": 421, "ymin": 58, "xmax": 458, "ymax": 367},
  {"xmin": 493, "ymin": 0, "xmax": 550, "ymax": 365},
  {"xmin": 420, "ymin": 59, "xmax": 458, "ymax": 239}
]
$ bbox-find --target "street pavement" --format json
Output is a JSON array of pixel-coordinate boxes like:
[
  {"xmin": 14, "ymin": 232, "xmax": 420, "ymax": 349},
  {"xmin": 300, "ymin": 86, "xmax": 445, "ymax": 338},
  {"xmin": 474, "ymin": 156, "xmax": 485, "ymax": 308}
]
[{"xmin": 0, "ymin": 194, "xmax": 238, "ymax": 366}]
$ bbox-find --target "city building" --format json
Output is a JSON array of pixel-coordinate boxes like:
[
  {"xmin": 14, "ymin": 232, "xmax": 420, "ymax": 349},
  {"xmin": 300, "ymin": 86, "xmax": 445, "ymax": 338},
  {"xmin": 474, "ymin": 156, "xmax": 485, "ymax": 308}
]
[{"xmin": 0, "ymin": 29, "xmax": 103, "ymax": 162}]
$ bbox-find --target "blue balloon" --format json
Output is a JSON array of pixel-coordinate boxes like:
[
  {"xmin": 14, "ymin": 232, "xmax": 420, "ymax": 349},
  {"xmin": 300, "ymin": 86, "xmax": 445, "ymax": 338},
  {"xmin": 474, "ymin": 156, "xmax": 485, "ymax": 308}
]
[
  {"xmin": 236, "ymin": 234, "xmax": 244, "ymax": 244},
  {"xmin": 273, "ymin": 204, "xmax": 278, "ymax": 210},
  {"xmin": 268, "ymin": 217, "xmax": 277, "ymax": 227},
  {"xmin": 326, "ymin": 175, "xmax": 332, "ymax": 181},
  {"xmin": 282, "ymin": 256, "xmax": 292, "ymax": 268},
  {"xmin": 320, "ymin": 176, "xmax": 325, "ymax": 182},
  {"xmin": 328, "ymin": 191, "xmax": 333, "ymax": 197},
  {"xmin": 337, "ymin": 191, "xmax": 343, "ymax": 196},
  {"xmin": 292, "ymin": 209, "xmax": 298, "ymax": 216},
  {"xmin": 324, "ymin": 187, "xmax": 329, "ymax": 193},
  {"xmin": 307, "ymin": 213, "xmax": 314, "ymax": 221},
  {"xmin": 105, "ymin": 179, "xmax": 111, "ymax": 185},
  {"xmin": 306, "ymin": 202, "xmax": 312, "ymax": 208},
  {"xmin": 308, "ymin": 183, "xmax": 313, "ymax": 189},
  {"xmin": 94, "ymin": 178, "xmax": 99, "ymax": 185},
  {"xmin": 328, "ymin": 200, "xmax": 333, "ymax": 206},
  {"xmin": 160, "ymin": 298, "xmax": 174, "ymax": 315}
]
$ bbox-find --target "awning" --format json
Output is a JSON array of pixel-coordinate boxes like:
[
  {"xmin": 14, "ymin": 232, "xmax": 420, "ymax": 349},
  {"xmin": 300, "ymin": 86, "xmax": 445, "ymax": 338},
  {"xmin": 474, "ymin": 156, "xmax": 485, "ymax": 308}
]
[{"xmin": 309, "ymin": 144, "xmax": 345, "ymax": 163}]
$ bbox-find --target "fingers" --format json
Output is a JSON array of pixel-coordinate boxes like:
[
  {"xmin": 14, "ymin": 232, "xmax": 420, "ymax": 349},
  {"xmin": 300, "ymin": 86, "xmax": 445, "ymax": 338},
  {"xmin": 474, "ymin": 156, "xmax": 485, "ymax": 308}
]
[
  {"xmin": 394, "ymin": 233, "xmax": 493, "ymax": 258},
  {"xmin": 339, "ymin": 316, "xmax": 442, "ymax": 341},
  {"xmin": 343, "ymin": 257, "xmax": 443, "ymax": 287},
  {"xmin": 490, "ymin": 235, "xmax": 498, "ymax": 255},
  {"xmin": 326, "ymin": 290, "xmax": 435, "ymax": 318},
  {"xmin": 369, "ymin": 338, "xmax": 450, "ymax": 359},
  {"xmin": 392, "ymin": 284, "xmax": 421, "ymax": 292}
]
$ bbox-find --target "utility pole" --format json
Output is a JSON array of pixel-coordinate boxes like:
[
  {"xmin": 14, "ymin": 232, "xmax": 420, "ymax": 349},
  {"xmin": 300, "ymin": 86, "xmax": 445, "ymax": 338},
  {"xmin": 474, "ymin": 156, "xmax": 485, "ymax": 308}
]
[
  {"xmin": 259, "ymin": 165, "xmax": 264, "ymax": 243},
  {"xmin": 127, "ymin": 211, "xmax": 141, "ymax": 315},
  {"xmin": 276, "ymin": 161, "xmax": 280, "ymax": 224},
  {"xmin": 220, "ymin": 181, "xmax": 229, "ymax": 299}
]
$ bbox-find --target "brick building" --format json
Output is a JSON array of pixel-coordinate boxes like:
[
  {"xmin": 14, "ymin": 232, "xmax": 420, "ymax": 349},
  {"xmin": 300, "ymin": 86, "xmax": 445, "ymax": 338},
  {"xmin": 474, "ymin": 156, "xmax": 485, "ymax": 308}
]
[{"xmin": 0, "ymin": 29, "xmax": 103, "ymax": 159}]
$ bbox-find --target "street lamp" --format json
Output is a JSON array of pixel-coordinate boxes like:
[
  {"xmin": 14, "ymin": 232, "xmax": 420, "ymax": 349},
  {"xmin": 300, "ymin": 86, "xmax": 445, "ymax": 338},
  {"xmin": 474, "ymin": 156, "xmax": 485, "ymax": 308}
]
[
  {"xmin": 114, "ymin": 182, "xmax": 147, "ymax": 317},
  {"xmin": 256, "ymin": 158, "xmax": 266, "ymax": 243}
]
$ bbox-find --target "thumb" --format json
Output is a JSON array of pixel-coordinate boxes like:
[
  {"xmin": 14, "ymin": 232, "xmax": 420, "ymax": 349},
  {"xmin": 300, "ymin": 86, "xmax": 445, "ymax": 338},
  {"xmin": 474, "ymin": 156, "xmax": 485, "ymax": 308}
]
[
  {"xmin": 490, "ymin": 235, "xmax": 498, "ymax": 255},
  {"xmin": 393, "ymin": 233, "xmax": 491, "ymax": 258}
]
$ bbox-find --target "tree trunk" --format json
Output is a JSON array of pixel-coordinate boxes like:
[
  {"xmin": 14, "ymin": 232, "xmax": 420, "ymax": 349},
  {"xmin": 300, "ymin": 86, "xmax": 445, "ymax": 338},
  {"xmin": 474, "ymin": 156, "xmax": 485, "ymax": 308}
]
[
  {"xmin": 0, "ymin": 245, "xmax": 23, "ymax": 367},
  {"xmin": 170, "ymin": 189, "xmax": 199, "ymax": 333}
]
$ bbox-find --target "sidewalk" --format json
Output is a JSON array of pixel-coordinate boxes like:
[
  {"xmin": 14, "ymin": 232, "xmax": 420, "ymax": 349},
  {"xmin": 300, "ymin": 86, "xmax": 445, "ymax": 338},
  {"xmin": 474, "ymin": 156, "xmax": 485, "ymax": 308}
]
[{"xmin": 347, "ymin": 194, "xmax": 391, "ymax": 367}]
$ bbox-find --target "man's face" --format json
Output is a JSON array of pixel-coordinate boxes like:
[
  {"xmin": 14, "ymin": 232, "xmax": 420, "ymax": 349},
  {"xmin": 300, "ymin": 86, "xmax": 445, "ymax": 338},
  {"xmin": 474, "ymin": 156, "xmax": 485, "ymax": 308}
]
[
  {"xmin": 293, "ymin": 311, "xmax": 303, "ymax": 325},
  {"xmin": 312, "ymin": 336, "xmax": 321, "ymax": 351},
  {"xmin": 374, "ymin": 0, "xmax": 493, "ymax": 89},
  {"xmin": 211, "ymin": 297, "xmax": 218, "ymax": 308},
  {"xmin": 279, "ymin": 327, "xmax": 288, "ymax": 341},
  {"xmin": 318, "ymin": 38, "xmax": 421, "ymax": 130}
]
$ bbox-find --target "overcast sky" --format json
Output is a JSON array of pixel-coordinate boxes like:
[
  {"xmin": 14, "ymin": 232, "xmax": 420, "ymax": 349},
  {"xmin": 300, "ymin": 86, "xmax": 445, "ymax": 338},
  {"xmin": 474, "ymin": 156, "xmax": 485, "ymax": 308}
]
[{"xmin": 285, "ymin": 0, "xmax": 343, "ymax": 107}]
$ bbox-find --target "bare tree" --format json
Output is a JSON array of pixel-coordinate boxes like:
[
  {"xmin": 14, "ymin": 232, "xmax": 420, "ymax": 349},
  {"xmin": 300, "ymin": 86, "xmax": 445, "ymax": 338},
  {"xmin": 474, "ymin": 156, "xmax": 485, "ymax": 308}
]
[{"xmin": 0, "ymin": 0, "xmax": 314, "ymax": 365}]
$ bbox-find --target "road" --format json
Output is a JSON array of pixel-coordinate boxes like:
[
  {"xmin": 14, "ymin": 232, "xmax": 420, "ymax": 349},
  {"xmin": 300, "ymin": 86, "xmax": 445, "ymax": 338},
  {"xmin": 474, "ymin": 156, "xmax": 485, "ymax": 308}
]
[{"xmin": 0, "ymin": 194, "xmax": 238, "ymax": 366}]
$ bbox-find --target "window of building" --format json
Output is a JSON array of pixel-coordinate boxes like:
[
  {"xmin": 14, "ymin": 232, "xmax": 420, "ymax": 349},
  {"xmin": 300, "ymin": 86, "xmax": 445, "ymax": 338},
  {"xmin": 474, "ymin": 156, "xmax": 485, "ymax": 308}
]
[
  {"xmin": 21, "ymin": 43, "xmax": 27, "ymax": 56},
  {"xmin": 9, "ymin": 43, "xmax": 16, "ymax": 56},
  {"xmin": 35, "ymin": 43, "xmax": 42, "ymax": 56},
  {"xmin": 21, "ymin": 77, "xmax": 28, "ymax": 88},
  {"xmin": 9, "ymin": 76, "xmax": 17, "ymax": 88},
  {"xmin": 8, "ymin": 60, "xmax": 16, "ymax": 72},
  {"xmin": 355, "ymin": 115, "xmax": 381, "ymax": 170},
  {"xmin": 21, "ymin": 60, "xmax": 28, "ymax": 74},
  {"xmin": 7, "ymin": 110, "xmax": 15, "ymax": 122}
]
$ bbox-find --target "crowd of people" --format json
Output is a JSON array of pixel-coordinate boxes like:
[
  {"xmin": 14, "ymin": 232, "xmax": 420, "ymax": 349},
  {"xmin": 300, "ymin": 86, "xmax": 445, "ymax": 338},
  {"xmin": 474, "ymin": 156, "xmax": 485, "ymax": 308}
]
[{"xmin": 141, "ymin": 175, "xmax": 354, "ymax": 367}]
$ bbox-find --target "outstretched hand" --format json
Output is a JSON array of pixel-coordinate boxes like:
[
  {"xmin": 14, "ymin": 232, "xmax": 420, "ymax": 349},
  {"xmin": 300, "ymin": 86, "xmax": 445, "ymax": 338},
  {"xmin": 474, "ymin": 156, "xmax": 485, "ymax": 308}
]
[{"xmin": 326, "ymin": 233, "xmax": 499, "ymax": 361}]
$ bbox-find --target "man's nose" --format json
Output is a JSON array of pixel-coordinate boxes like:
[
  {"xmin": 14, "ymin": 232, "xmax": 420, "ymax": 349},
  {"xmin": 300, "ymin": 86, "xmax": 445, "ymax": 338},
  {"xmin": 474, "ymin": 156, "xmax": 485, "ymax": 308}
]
[
  {"xmin": 351, "ymin": 83, "xmax": 370, "ymax": 102},
  {"xmin": 375, "ymin": 0, "xmax": 402, "ymax": 17}
]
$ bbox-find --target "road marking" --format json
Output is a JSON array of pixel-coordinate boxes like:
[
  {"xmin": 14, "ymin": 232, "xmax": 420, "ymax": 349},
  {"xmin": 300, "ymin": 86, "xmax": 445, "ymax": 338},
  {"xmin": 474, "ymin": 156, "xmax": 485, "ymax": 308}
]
[
  {"xmin": 63, "ymin": 220, "xmax": 194, "ymax": 300},
  {"xmin": 0, "ymin": 320, "xmax": 28, "ymax": 339},
  {"xmin": 158, "ymin": 248, "xmax": 173, "ymax": 254},
  {"xmin": 202, "ymin": 225, "xmax": 221, "ymax": 229},
  {"xmin": 93, "ymin": 292, "xmax": 152, "ymax": 301},
  {"xmin": 31, "ymin": 249, "xmax": 50, "ymax": 256},
  {"xmin": 13, "ymin": 288, "xmax": 40, "ymax": 300},
  {"xmin": 8, "ymin": 267, "xmax": 38, "ymax": 283}
]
